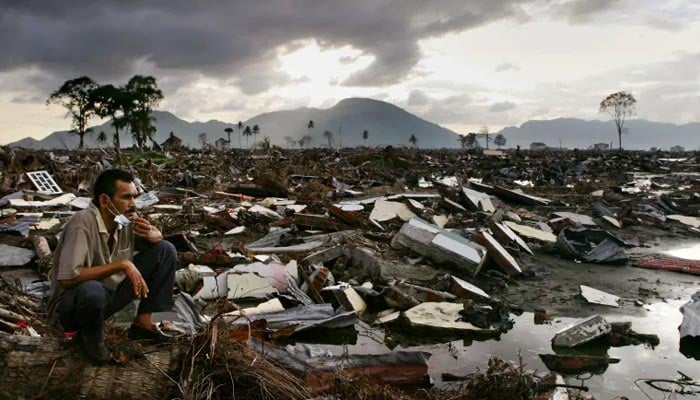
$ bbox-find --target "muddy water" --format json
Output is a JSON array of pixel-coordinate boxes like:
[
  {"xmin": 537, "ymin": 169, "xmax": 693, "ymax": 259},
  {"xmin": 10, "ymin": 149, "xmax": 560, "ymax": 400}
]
[{"xmin": 307, "ymin": 299, "xmax": 699, "ymax": 400}]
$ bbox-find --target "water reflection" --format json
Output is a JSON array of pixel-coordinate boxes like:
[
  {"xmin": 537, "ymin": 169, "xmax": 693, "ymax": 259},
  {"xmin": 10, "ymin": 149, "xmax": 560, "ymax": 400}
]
[
  {"xmin": 667, "ymin": 244, "xmax": 700, "ymax": 261},
  {"xmin": 308, "ymin": 300, "xmax": 699, "ymax": 399}
]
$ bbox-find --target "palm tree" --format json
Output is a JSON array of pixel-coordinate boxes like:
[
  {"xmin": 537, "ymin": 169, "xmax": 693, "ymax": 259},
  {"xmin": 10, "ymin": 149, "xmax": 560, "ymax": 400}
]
[
  {"xmin": 252, "ymin": 124, "xmax": 260, "ymax": 147},
  {"xmin": 409, "ymin": 134, "xmax": 417, "ymax": 148},
  {"xmin": 243, "ymin": 125, "xmax": 252, "ymax": 148},
  {"xmin": 307, "ymin": 120, "xmax": 314, "ymax": 141},
  {"xmin": 362, "ymin": 130, "xmax": 369, "ymax": 146},
  {"xmin": 225, "ymin": 127, "xmax": 233, "ymax": 148},
  {"xmin": 96, "ymin": 130, "xmax": 108, "ymax": 148},
  {"xmin": 198, "ymin": 132, "xmax": 207, "ymax": 149},
  {"xmin": 323, "ymin": 130, "xmax": 334, "ymax": 149},
  {"xmin": 237, "ymin": 121, "xmax": 243, "ymax": 149}
]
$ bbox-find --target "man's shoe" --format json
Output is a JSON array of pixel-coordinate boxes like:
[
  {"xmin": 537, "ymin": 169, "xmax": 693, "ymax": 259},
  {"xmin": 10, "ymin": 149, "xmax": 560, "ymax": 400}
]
[
  {"xmin": 76, "ymin": 331, "xmax": 112, "ymax": 365},
  {"xmin": 127, "ymin": 324, "xmax": 173, "ymax": 343}
]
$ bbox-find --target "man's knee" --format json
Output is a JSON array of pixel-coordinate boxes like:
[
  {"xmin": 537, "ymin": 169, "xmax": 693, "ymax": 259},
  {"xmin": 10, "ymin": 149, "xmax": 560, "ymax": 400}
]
[
  {"xmin": 155, "ymin": 240, "xmax": 177, "ymax": 271},
  {"xmin": 75, "ymin": 281, "xmax": 107, "ymax": 309}
]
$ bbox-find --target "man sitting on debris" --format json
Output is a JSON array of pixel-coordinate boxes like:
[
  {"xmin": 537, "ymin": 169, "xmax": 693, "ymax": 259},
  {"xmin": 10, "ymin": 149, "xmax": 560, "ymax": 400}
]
[{"xmin": 47, "ymin": 169, "xmax": 177, "ymax": 364}]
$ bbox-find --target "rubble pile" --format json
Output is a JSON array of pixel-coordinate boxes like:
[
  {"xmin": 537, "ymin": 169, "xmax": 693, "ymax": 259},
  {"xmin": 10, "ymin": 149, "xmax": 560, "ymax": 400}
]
[{"xmin": 0, "ymin": 146, "xmax": 699, "ymax": 399}]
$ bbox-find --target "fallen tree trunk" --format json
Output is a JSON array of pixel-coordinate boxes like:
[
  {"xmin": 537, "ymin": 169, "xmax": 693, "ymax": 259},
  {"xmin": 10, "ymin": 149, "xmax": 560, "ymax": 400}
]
[{"xmin": 0, "ymin": 333, "xmax": 180, "ymax": 399}]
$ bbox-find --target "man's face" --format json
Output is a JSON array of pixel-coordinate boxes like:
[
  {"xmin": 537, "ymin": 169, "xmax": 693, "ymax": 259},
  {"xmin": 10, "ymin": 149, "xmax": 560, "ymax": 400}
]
[{"xmin": 100, "ymin": 180, "xmax": 137, "ymax": 217}]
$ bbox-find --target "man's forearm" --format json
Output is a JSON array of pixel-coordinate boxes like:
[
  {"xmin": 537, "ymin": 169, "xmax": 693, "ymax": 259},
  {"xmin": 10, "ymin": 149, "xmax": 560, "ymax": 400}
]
[{"xmin": 58, "ymin": 260, "xmax": 128, "ymax": 289}]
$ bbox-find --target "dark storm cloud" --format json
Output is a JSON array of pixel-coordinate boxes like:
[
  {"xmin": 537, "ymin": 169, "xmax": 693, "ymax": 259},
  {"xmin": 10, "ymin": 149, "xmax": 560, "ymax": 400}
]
[
  {"xmin": 0, "ymin": 0, "xmax": 534, "ymax": 93},
  {"xmin": 556, "ymin": 0, "xmax": 625, "ymax": 23},
  {"xmin": 489, "ymin": 101, "xmax": 517, "ymax": 112}
]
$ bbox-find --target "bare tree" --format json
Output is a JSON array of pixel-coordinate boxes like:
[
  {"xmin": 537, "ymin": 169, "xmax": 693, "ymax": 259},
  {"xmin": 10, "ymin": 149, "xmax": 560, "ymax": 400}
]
[
  {"xmin": 599, "ymin": 91, "xmax": 636, "ymax": 151},
  {"xmin": 323, "ymin": 130, "xmax": 334, "ymax": 149}
]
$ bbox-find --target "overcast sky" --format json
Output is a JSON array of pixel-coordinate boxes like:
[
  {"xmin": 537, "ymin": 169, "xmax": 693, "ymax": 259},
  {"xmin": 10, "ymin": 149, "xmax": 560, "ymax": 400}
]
[{"xmin": 0, "ymin": 0, "xmax": 698, "ymax": 144}]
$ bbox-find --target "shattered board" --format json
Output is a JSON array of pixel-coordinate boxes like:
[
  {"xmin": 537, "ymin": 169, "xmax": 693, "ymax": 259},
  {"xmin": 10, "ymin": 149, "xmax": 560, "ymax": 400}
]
[
  {"xmin": 580, "ymin": 285, "xmax": 620, "ymax": 307},
  {"xmin": 26, "ymin": 170, "xmax": 63, "ymax": 194}
]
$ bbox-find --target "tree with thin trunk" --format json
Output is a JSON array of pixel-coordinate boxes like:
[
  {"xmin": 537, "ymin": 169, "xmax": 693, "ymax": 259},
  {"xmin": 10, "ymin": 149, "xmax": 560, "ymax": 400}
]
[
  {"xmin": 97, "ymin": 130, "xmax": 108, "ymax": 147},
  {"xmin": 479, "ymin": 125, "xmax": 490, "ymax": 149},
  {"xmin": 124, "ymin": 75, "xmax": 163, "ymax": 149},
  {"xmin": 494, "ymin": 134, "xmax": 506, "ymax": 149},
  {"xmin": 362, "ymin": 130, "xmax": 368, "ymax": 146},
  {"xmin": 237, "ymin": 121, "xmax": 243, "ymax": 149},
  {"xmin": 409, "ymin": 134, "xmax": 417, "ymax": 148},
  {"xmin": 307, "ymin": 120, "xmax": 314, "ymax": 142},
  {"xmin": 323, "ymin": 130, "xmax": 334, "ymax": 149},
  {"xmin": 225, "ymin": 127, "xmax": 233, "ymax": 148},
  {"xmin": 284, "ymin": 136, "xmax": 295, "ymax": 148},
  {"xmin": 90, "ymin": 84, "xmax": 131, "ymax": 152},
  {"xmin": 299, "ymin": 135, "xmax": 311, "ymax": 149},
  {"xmin": 599, "ymin": 91, "xmax": 636, "ymax": 151},
  {"xmin": 243, "ymin": 125, "xmax": 252, "ymax": 148},
  {"xmin": 252, "ymin": 124, "xmax": 260, "ymax": 147},
  {"xmin": 198, "ymin": 132, "xmax": 207, "ymax": 149},
  {"xmin": 47, "ymin": 76, "xmax": 99, "ymax": 149}
]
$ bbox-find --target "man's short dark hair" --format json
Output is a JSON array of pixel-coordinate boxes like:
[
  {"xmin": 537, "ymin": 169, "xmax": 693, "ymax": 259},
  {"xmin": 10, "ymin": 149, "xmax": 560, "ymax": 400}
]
[{"xmin": 93, "ymin": 169, "xmax": 134, "ymax": 206}]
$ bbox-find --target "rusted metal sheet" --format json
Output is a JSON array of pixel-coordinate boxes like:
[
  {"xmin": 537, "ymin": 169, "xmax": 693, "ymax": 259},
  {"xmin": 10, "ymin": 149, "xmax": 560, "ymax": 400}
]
[
  {"xmin": 635, "ymin": 257, "xmax": 700, "ymax": 276},
  {"xmin": 539, "ymin": 354, "xmax": 620, "ymax": 373}
]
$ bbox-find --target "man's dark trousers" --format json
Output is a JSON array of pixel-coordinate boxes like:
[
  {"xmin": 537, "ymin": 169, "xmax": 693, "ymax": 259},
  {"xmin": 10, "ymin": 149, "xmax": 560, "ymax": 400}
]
[{"xmin": 57, "ymin": 240, "xmax": 177, "ymax": 336}]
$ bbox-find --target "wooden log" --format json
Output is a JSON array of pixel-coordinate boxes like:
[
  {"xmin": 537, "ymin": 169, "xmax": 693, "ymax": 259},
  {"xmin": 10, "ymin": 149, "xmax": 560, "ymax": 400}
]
[
  {"xmin": 0, "ymin": 306, "xmax": 27, "ymax": 323},
  {"xmin": 0, "ymin": 333, "xmax": 180, "ymax": 399}
]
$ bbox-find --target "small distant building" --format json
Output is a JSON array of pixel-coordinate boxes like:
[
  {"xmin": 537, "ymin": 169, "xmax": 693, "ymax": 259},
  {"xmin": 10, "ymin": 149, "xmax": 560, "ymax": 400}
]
[
  {"xmin": 161, "ymin": 132, "xmax": 183, "ymax": 150},
  {"xmin": 530, "ymin": 142, "xmax": 547, "ymax": 151},
  {"xmin": 215, "ymin": 138, "xmax": 231, "ymax": 150},
  {"xmin": 593, "ymin": 143, "xmax": 610, "ymax": 151},
  {"xmin": 670, "ymin": 145, "xmax": 685, "ymax": 152}
]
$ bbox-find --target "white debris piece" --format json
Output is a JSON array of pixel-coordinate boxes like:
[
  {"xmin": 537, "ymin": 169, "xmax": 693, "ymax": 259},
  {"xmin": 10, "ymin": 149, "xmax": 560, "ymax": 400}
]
[
  {"xmin": 134, "ymin": 191, "xmax": 159, "ymax": 209},
  {"xmin": 668, "ymin": 215, "xmax": 700, "ymax": 228},
  {"xmin": 552, "ymin": 315, "xmax": 611, "ymax": 347},
  {"xmin": 404, "ymin": 302, "xmax": 498, "ymax": 335},
  {"xmin": 0, "ymin": 244, "xmax": 36, "ymax": 267},
  {"xmin": 369, "ymin": 200, "xmax": 416, "ymax": 222},
  {"xmin": 227, "ymin": 272, "xmax": 278, "ymax": 299},
  {"xmin": 580, "ymin": 285, "xmax": 620, "ymax": 307},
  {"xmin": 680, "ymin": 291, "xmax": 700, "ymax": 338},
  {"xmin": 225, "ymin": 298, "xmax": 285, "ymax": 317},
  {"xmin": 224, "ymin": 226, "xmax": 247, "ymax": 235},
  {"xmin": 70, "ymin": 197, "xmax": 92, "ymax": 210},
  {"xmin": 9, "ymin": 193, "xmax": 76, "ymax": 208},
  {"xmin": 553, "ymin": 212, "xmax": 597, "ymax": 226},
  {"xmin": 249, "ymin": 205, "xmax": 283, "ymax": 219},
  {"xmin": 333, "ymin": 203, "xmax": 364, "ymax": 212},
  {"xmin": 504, "ymin": 221, "xmax": 557, "ymax": 243}
]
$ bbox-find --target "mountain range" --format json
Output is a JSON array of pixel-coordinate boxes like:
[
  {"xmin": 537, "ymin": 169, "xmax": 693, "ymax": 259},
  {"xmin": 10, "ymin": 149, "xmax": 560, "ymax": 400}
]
[{"xmin": 6, "ymin": 98, "xmax": 700, "ymax": 150}]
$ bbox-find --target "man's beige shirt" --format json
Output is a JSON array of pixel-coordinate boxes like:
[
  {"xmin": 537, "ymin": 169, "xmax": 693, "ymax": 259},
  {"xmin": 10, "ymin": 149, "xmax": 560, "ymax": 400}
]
[{"xmin": 48, "ymin": 202, "xmax": 134, "ymax": 319}]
